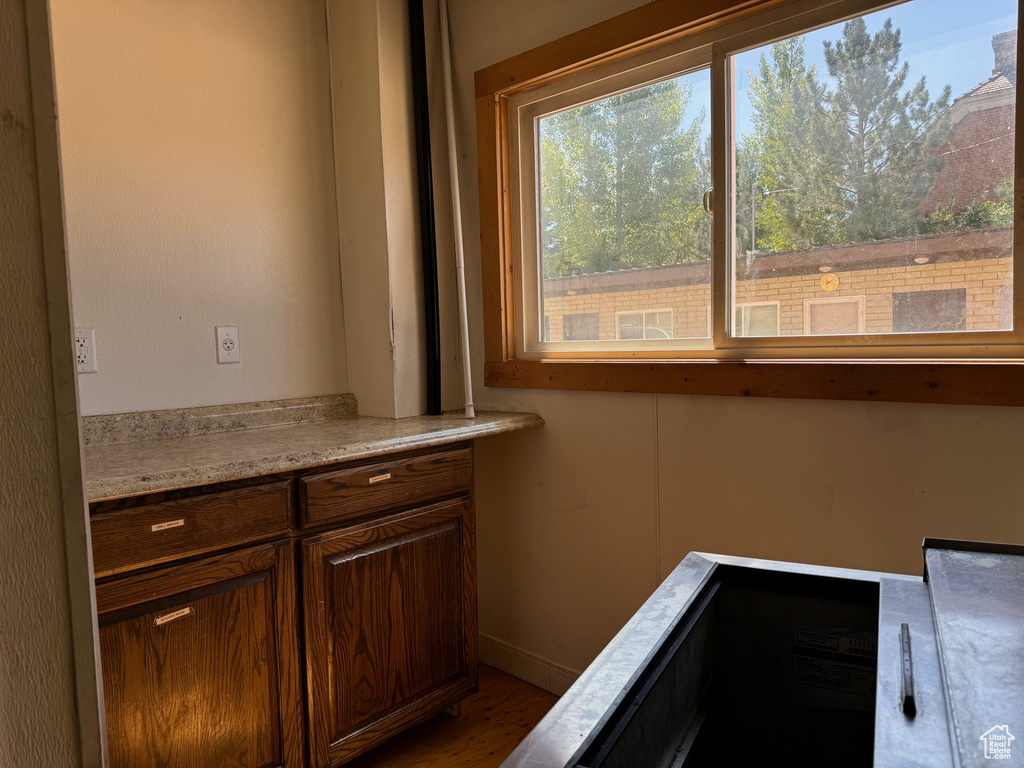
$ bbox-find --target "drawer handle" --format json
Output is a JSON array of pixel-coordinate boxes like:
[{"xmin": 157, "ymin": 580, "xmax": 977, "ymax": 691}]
[
  {"xmin": 899, "ymin": 622, "xmax": 916, "ymax": 717},
  {"xmin": 151, "ymin": 519, "xmax": 185, "ymax": 532},
  {"xmin": 368, "ymin": 472, "xmax": 392, "ymax": 485},
  {"xmin": 154, "ymin": 607, "xmax": 193, "ymax": 627}
]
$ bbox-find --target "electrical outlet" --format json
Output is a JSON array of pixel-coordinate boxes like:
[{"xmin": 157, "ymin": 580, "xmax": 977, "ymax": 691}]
[
  {"xmin": 74, "ymin": 328, "xmax": 97, "ymax": 373},
  {"xmin": 216, "ymin": 326, "xmax": 240, "ymax": 364}
]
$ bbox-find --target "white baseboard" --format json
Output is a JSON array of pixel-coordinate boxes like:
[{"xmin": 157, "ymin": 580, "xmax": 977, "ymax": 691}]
[{"xmin": 479, "ymin": 633, "xmax": 580, "ymax": 696}]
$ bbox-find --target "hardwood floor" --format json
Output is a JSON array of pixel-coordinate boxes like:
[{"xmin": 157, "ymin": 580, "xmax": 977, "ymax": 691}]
[{"xmin": 345, "ymin": 665, "xmax": 559, "ymax": 767}]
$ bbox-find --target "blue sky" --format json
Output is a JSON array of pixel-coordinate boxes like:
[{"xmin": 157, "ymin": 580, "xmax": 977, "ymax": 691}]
[{"xmin": 678, "ymin": 0, "xmax": 1017, "ymax": 142}]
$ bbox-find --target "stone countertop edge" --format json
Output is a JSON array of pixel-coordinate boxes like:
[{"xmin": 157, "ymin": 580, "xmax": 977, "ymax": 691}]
[{"xmin": 84, "ymin": 411, "xmax": 544, "ymax": 502}]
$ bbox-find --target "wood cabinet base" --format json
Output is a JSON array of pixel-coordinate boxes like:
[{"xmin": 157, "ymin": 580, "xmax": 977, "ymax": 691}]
[
  {"xmin": 96, "ymin": 541, "xmax": 304, "ymax": 768},
  {"xmin": 303, "ymin": 498, "xmax": 479, "ymax": 767},
  {"xmin": 91, "ymin": 444, "xmax": 478, "ymax": 767}
]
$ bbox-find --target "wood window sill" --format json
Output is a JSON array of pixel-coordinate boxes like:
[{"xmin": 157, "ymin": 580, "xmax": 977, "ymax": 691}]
[{"xmin": 484, "ymin": 359, "xmax": 1024, "ymax": 407}]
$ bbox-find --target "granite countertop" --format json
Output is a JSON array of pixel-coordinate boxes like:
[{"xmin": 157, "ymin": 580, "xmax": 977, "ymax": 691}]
[{"xmin": 84, "ymin": 409, "xmax": 543, "ymax": 502}]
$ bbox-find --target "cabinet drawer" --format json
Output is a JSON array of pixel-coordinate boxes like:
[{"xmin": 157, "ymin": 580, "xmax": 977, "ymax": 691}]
[
  {"xmin": 91, "ymin": 480, "xmax": 292, "ymax": 578},
  {"xmin": 300, "ymin": 447, "xmax": 472, "ymax": 528}
]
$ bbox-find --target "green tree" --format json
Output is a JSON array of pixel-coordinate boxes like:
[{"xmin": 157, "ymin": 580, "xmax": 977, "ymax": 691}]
[
  {"xmin": 808, "ymin": 17, "xmax": 952, "ymax": 242},
  {"xmin": 539, "ymin": 78, "xmax": 708, "ymax": 277},
  {"xmin": 925, "ymin": 178, "xmax": 1015, "ymax": 233},
  {"xmin": 743, "ymin": 37, "xmax": 848, "ymax": 251}
]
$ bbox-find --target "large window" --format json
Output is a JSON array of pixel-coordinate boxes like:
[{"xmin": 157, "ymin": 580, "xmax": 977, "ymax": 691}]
[
  {"xmin": 537, "ymin": 70, "xmax": 711, "ymax": 346},
  {"xmin": 728, "ymin": 9, "xmax": 1014, "ymax": 342},
  {"xmin": 478, "ymin": 0, "xmax": 1024, "ymax": 405}
]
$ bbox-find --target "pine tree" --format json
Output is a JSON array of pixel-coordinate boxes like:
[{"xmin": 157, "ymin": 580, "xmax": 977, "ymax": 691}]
[
  {"xmin": 808, "ymin": 17, "xmax": 952, "ymax": 242},
  {"xmin": 540, "ymin": 16, "xmax": 953, "ymax": 274}
]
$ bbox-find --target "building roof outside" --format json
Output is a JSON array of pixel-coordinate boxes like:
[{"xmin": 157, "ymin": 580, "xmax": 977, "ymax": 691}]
[{"xmin": 542, "ymin": 227, "xmax": 1011, "ymax": 296}]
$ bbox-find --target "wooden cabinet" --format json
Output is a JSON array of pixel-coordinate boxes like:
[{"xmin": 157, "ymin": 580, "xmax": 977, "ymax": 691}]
[
  {"xmin": 302, "ymin": 498, "xmax": 478, "ymax": 766},
  {"xmin": 95, "ymin": 540, "xmax": 303, "ymax": 768},
  {"xmin": 91, "ymin": 443, "xmax": 477, "ymax": 768}
]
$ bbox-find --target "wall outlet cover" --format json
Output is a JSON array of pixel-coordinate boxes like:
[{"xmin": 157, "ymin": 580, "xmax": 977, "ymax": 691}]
[
  {"xmin": 74, "ymin": 328, "xmax": 97, "ymax": 373},
  {"xmin": 216, "ymin": 326, "xmax": 240, "ymax": 364}
]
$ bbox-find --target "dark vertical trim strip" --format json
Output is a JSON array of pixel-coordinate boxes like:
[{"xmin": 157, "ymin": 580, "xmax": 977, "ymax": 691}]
[{"xmin": 408, "ymin": 0, "xmax": 442, "ymax": 414}]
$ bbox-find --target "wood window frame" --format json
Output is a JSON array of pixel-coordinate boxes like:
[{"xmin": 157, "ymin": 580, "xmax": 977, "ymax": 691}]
[{"xmin": 475, "ymin": 0, "xmax": 1024, "ymax": 406}]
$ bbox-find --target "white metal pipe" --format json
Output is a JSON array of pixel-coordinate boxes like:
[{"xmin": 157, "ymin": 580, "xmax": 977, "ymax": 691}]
[{"xmin": 438, "ymin": 0, "xmax": 475, "ymax": 419}]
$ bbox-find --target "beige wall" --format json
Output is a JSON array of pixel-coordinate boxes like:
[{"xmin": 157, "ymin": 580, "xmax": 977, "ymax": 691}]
[
  {"xmin": 1, "ymin": 0, "xmax": 103, "ymax": 764},
  {"xmin": 51, "ymin": 0, "xmax": 347, "ymax": 416},
  {"xmin": 327, "ymin": 0, "xmax": 443, "ymax": 419},
  {"xmin": 447, "ymin": 0, "xmax": 1024, "ymax": 693}
]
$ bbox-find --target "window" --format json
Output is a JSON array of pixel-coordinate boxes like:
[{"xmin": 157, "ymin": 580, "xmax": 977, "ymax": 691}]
[
  {"xmin": 563, "ymin": 313, "xmax": 600, "ymax": 341},
  {"xmin": 617, "ymin": 309, "xmax": 674, "ymax": 340},
  {"xmin": 536, "ymin": 71, "xmax": 712, "ymax": 349},
  {"xmin": 734, "ymin": 302, "xmax": 779, "ymax": 336},
  {"xmin": 728, "ymin": 15, "xmax": 1014, "ymax": 342},
  {"xmin": 804, "ymin": 297, "xmax": 865, "ymax": 335},
  {"xmin": 893, "ymin": 290, "xmax": 967, "ymax": 333},
  {"xmin": 478, "ymin": 0, "xmax": 1024, "ymax": 405}
]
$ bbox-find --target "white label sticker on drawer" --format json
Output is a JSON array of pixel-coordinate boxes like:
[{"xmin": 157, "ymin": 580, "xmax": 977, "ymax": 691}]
[
  {"xmin": 368, "ymin": 472, "xmax": 392, "ymax": 484},
  {"xmin": 151, "ymin": 519, "xmax": 185, "ymax": 532},
  {"xmin": 154, "ymin": 607, "xmax": 193, "ymax": 627}
]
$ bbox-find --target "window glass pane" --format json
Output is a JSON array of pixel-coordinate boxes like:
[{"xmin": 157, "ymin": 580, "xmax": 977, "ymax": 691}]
[
  {"xmin": 539, "ymin": 68, "xmax": 712, "ymax": 343},
  {"xmin": 730, "ymin": 0, "xmax": 1015, "ymax": 337}
]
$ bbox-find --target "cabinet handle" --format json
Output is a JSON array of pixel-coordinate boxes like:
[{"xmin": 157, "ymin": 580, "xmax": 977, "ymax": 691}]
[
  {"xmin": 368, "ymin": 472, "xmax": 392, "ymax": 484},
  {"xmin": 900, "ymin": 622, "xmax": 916, "ymax": 717},
  {"xmin": 151, "ymin": 519, "xmax": 185, "ymax": 532},
  {"xmin": 154, "ymin": 607, "xmax": 193, "ymax": 627}
]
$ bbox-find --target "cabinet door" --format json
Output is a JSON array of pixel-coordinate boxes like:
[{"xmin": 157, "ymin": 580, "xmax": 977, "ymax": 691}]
[
  {"xmin": 96, "ymin": 541, "xmax": 303, "ymax": 768},
  {"xmin": 303, "ymin": 497, "xmax": 478, "ymax": 767}
]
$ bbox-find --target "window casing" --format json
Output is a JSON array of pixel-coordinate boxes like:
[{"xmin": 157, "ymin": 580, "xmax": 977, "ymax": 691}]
[{"xmin": 477, "ymin": 0, "xmax": 1024, "ymax": 405}]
